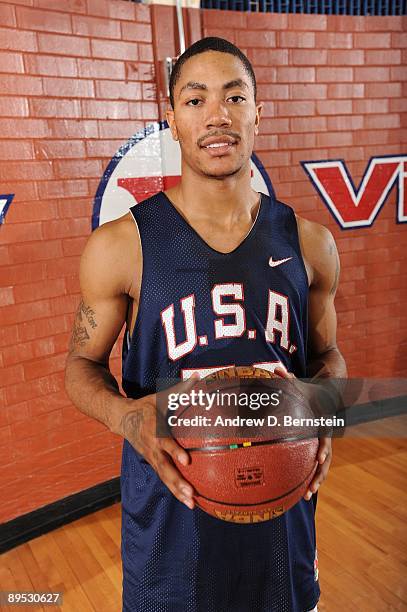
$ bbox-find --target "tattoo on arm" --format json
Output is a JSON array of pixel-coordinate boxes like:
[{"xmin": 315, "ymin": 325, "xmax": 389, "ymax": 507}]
[
  {"xmin": 81, "ymin": 302, "xmax": 97, "ymax": 329},
  {"xmin": 123, "ymin": 409, "xmax": 145, "ymax": 443},
  {"xmin": 69, "ymin": 299, "xmax": 98, "ymax": 350}
]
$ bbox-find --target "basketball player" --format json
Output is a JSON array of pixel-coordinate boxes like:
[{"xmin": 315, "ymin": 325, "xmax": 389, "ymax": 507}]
[{"xmin": 65, "ymin": 38, "xmax": 346, "ymax": 612}]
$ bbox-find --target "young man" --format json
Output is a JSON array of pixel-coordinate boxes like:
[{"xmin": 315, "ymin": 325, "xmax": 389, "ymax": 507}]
[{"xmin": 65, "ymin": 37, "xmax": 346, "ymax": 612}]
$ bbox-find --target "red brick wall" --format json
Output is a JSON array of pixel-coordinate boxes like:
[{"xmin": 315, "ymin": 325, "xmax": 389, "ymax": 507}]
[
  {"xmin": 204, "ymin": 10, "xmax": 407, "ymax": 376},
  {"xmin": 0, "ymin": 0, "xmax": 155, "ymax": 523},
  {"xmin": 0, "ymin": 0, "xmax": 406, "ymax": 522}
]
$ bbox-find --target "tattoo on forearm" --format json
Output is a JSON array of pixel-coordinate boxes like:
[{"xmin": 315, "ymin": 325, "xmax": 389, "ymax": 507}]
[{"xmin": 69, "ymin": 299, "xmax": 98, "ymax": 350}]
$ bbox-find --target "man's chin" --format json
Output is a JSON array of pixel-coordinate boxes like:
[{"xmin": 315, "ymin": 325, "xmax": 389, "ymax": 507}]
[{"xmin": 201, "ymin": 163, "xmax": 244, "ymax": 180}]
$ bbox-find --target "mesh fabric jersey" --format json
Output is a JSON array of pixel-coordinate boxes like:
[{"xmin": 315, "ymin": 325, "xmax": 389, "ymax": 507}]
[{"xmin": 120, "ymin": 191, "xmax": 320, "ymax": 612}]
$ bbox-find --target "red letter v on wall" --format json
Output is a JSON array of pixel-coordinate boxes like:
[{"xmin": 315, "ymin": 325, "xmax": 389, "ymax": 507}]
[{"xmin": 302, "ymin": 156, "xmax": 407, "ymax": 229}]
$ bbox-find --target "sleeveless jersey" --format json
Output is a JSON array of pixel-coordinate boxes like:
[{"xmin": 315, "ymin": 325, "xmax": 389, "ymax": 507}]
[{"xmin": 120, "ymin": 191, "xmax": 320, "ymax": 612}]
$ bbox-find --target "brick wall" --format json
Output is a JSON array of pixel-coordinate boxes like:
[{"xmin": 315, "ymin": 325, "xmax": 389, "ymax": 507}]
[
  {"xmin": 204, "ymin": 10, "xmax": 407, "ymax": 376},
  {"xmin": 0, "ymin": 0, "xmax": 155, "ymax": 523},
  {"xmin": 0, "ymin": 0, "xmax": 406, "ymax": 522}
]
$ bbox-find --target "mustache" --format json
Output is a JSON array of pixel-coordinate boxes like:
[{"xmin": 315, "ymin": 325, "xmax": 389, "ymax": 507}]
[{"xmin": 197, "ymin": 130, "xmax": 241, "ymax": 147}]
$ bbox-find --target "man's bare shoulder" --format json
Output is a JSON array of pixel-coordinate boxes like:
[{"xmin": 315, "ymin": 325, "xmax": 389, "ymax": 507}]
[
  {"xmin": 296, "ymin": 214, "xmax": 333, "ymax": 246},
  {"xmin": 89, "ymin": 211, "xmax": 137, "ymax": 245},
  {"xmin": 81, "ymin": 211, "xmax": 140, "ymax": 297}
]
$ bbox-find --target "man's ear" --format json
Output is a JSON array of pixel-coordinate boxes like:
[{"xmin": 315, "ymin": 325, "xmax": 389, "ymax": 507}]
[
  {"xmin": 166, "ymin": 108, "xmax": 178, "ymax": 141},
  {"xmin": 254, "ymin": 102, "xmax": 263, "ymax": 136}
]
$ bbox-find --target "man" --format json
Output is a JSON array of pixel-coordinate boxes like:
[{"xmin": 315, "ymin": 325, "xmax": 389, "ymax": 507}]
[{"xmin": 65, "ymin": 37, "xmax": 346, "ymax": 612}]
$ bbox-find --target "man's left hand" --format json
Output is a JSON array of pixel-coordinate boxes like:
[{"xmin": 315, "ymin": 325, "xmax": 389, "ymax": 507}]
[
  {"xmin": 303, "ymin": 436, "xmax": 332, "ymax": 500},
  {"xmin": 273, "ymin": 364, "xmax": 333, "ymax": 501}
]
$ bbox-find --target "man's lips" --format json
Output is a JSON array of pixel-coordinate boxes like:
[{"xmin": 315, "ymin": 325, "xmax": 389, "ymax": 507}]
[
  {"xmin": 201, "ymin": 142, "xmax": 236, "ymax": 156},
  {"xmin": 199, "ymin": 135, "xmax": 238, "ymax": 148},
  {"xmin": 199, "ymin": 135, "xmax": 239, "ymax": 156}
]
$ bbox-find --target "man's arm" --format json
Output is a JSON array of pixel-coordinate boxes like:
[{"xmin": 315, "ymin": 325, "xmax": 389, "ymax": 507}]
[
  {"xmin": 65, "ymin": 217, "xmax": 135, "ymax": 435},
  {"xmin": 291, "ymin": 218, "xmax": 347, "ymax": 500},
  {"xmin": 65, "ymin": 216, "xmax": 197, "ymax": 509},
  {"xmin": 305, "ymin": 221, "xmax": 347, "ymax": 381}
]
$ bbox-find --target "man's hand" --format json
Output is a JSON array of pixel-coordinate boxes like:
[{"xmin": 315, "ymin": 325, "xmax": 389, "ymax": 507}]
[
  {"xmin": 304, "ymin": 436, "xmax": 332, "ymax": 501},
  {"xmin": 119, "ymin": 375, "xmax": 199, "ymax": 510},
  {"xmin": 274, "ymin": 364, "xmax": 333, "ymax": 501}
]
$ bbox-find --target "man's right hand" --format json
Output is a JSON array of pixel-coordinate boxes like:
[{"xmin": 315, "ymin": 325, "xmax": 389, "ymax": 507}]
[{"xmin": 118, "ymin": 374, "xmax": 200, "ymax": 510}]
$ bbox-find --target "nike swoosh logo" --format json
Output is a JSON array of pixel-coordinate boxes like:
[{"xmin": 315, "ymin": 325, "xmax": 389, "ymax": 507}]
[{"xmin": 268, "ymin": 256, "xmax": 293, "ymax": 267}]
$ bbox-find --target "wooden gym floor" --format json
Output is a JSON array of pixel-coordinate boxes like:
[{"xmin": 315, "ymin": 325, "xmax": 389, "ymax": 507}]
[{"xmin": 1, "ymin": 435, "xmax": 406, "ymax": 611}]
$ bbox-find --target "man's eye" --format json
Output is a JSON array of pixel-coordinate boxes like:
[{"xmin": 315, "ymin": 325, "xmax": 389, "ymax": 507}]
[
  {"xmin": 186, "ymin": 99, "xmax": 202, "ymax": 106},
  {"xmin": 228, "ymin": 96, "xmax": 245, "ymax": 103}
]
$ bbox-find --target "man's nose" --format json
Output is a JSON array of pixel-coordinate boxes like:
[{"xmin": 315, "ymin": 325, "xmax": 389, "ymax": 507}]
[{"xmin": 204, "ymin": 100, "xmax": 232, "ymax": 129}]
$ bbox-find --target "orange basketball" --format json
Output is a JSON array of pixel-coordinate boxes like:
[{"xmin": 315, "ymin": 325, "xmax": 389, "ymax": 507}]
[{"xmin": 171, "ymin": 366, "xmax": 318, "ymax": 523}]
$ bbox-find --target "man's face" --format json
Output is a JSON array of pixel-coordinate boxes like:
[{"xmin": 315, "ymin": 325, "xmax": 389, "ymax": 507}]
[{"xmin": 166, "ymin": 51, "xmax": 262, "ymax": 180}]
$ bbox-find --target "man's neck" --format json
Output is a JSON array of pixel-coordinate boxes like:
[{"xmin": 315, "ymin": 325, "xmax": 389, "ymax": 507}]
[{"xmin": 166, "ymin": 166, "xmax": 259, "ymax": 224}]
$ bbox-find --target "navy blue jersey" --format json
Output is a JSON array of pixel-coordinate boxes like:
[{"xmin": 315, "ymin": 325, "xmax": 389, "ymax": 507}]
[{"xmin": 121, "ymin": 191, "xmax": 320, "ymax": 612}]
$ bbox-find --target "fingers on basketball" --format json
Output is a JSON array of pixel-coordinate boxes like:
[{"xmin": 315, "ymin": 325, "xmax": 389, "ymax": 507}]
[
  {"xmin": 273, "ymin": 364, "xmax": 295, "ymax": 378},
  {"xmin": 160, "ymin": 436, "xmax": 190, "ymax": 467},
  {"xmin": 156, "ymin": 443, "xmax": 194, "ymax": 507}
]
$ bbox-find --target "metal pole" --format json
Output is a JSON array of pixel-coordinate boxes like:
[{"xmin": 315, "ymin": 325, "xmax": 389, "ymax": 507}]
[{"xmin": 176, "ymin": 0, "xmax": 186, "ymax": 55}]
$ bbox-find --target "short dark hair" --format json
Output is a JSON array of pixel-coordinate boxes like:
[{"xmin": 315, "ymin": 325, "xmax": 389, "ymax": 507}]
[{"xmin": 169, "ymin": 37, "xmax": 257, "ymax": 109}]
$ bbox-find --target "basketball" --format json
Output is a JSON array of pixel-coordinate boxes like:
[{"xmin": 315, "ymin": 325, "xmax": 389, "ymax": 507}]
[{"xmin": 171, "ymin": 366, "xmax": 319, "ymax": 523}]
